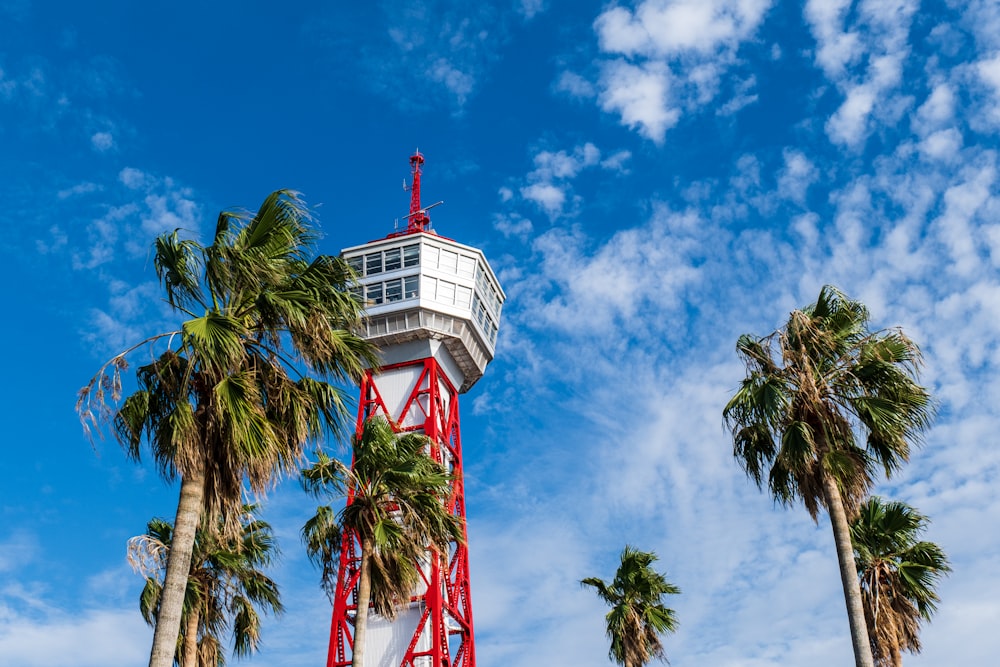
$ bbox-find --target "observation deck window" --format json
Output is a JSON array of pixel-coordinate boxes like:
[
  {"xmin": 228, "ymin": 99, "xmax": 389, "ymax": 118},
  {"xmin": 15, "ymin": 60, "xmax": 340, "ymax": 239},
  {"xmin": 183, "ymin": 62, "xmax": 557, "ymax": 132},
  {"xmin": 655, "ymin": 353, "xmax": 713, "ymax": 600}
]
[
  {"xmin": 475, "ymin": 263, "xmax": 503, "ymax": 318},
  {"xmin": 348, "ymin": 243, "xmax": 420, "ymax": 278},
  {"xmin": 404, "ymin": 275, "xmax": 419, "ymax": 298},
  {"xmin": 403, "ymin": 244, "xmax": 419, "ymax": 267},
  {"xmin": 384, "ymin": 248, "xmax": 402, "ymax": 272},
  {"xmin": 471, "ymin": 293, "xmax": 499, "ymax": 345},
  {"xmin": 385, "ymin": 278, "xmax": 403, "ymax": 303}
]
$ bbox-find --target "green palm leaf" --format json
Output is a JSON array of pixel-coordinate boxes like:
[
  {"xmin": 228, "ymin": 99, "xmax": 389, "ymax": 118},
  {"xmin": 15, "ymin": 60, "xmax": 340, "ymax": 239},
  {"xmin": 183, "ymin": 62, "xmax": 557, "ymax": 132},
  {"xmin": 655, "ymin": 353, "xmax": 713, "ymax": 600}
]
[
  {"xmin": 301, "ymin": 415, "xmax": 465, "ymax": 628},
  {"xmin": 852, "ymin": 496, "xmax": 950, "ymax": 666},
  {"xmin": 724, "ymin": 285, "xmax": 934, "ymax": 667},
  {"xmin": 582, "ymin": 546, "xmax": 679, "ymax": 667},
  {"xmin": 129, "ymin": 506, "xmax": 283, "ymax": 667},
  {"xmin": 80, "ymin": 190, "xmax": 378, "ymax": 667}
]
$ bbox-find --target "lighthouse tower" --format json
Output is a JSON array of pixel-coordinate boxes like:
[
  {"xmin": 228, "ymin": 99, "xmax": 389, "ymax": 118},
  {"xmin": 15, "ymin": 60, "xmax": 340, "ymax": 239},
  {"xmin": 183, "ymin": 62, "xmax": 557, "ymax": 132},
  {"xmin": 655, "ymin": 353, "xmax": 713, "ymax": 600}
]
[{"xmin": 326, "ymin": 152, "xmax": 504, "ymax": 667}]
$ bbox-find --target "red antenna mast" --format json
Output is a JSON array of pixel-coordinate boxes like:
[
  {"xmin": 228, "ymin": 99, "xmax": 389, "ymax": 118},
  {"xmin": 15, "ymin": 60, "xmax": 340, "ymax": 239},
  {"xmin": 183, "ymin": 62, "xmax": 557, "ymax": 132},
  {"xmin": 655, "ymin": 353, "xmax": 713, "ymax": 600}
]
[
  {"xmin": 400, "ymin": 149, "xmax": 443, "ymax": 235},
  {"xmin": 408, "ymin": 150, "xmax": 429, "ymax": 231}
]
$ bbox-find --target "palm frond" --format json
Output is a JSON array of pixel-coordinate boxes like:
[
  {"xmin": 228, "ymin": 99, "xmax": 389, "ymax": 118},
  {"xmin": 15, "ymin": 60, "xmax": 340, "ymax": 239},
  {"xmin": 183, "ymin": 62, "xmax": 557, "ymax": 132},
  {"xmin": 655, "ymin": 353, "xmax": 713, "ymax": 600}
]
[
  {"xmin": 300, "ymin": 415, "xmax": 465, "ymax": 622},
  {"xmin": 154, "ymin": 230, "xmax": 204, "ymax": 311},
  {"xmin": 727, "ymin": 285, "xmax": 933, "ymax": 513},
  {"xmin": 132, "ymin": 508, "xmax": 283, "ymax": 663},
  {"xmin": 583, "ymin": 546, "xmax": 679, "ymax": 667},
  {"xmin": 852, "ymin": 496, "xmax": 950, "ymax": 662}
]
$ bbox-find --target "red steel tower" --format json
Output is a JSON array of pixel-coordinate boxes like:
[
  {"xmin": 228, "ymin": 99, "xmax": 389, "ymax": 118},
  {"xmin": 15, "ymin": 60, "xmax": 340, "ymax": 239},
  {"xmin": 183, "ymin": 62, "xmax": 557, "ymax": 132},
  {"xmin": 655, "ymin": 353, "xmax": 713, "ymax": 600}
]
[{"xmin": 327, "ymin": 152, "xmax": 504, "ymax": 667}]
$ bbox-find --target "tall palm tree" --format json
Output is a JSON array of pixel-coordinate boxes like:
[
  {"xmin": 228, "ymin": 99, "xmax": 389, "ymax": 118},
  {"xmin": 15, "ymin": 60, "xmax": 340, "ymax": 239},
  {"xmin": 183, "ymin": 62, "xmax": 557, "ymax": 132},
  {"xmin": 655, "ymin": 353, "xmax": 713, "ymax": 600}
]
[
  {"xmin": 78, "ymin": 190, "xmax": 378, "ymax": 667},
  {"xmin": 851, "ymin": 496, "xmax": 950, "ymax": 667},
  {"xmin": 300, "ymin": 415, "xmax": 465, "ymax": 667},
  {"xmin": 129, "ymin": 507, "xmax": 283, "ymax": 667},
  {"xmin": 581, "ymin": 546, "xmax": 680, "ymax": 667},
  {"xmin": 723, "ymin": 285, "xmax": 934, "ymax": 667}
]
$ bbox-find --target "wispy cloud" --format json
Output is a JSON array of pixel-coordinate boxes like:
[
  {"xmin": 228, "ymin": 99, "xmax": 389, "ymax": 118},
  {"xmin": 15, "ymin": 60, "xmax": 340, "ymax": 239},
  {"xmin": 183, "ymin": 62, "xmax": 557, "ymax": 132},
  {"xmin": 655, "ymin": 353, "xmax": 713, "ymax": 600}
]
[
  {"xmin": 90, "ymin": 130, "xmax": 113, "ymax": 152},
  {"xmin": 484, "ymin": 66, "xmax": 1000, "ymax": 663},
  {"xmin": 585, "ymin": 0, "xmax": 773, "ymax": 142},
  {"xmin": 805, "ymin": 0, "xmax": 921, "ymax": 149},
  {"xmin": 312, "ymin": 0, "xmax": 538, "ymax": 111},
  {"xmin": 504, "ymin": 142, "xmax": 632, "ymax": 220}
]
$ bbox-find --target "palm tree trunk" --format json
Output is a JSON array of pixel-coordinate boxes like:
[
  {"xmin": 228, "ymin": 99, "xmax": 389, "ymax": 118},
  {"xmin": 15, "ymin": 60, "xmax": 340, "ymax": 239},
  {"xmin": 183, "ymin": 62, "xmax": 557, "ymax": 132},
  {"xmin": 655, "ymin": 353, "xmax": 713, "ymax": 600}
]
[
  {"xmin": 150, "ymin": 466, "xmax": 206, "ymax": 667},
  {"xmin": 181, "ymin": 609, "xmax": 199, "ymax": 667},
  {"xmin": 822, "ymin": 474, "xmax": 875, "ymax": 667},
  {"xmin": 352, "ymin": 537, "xmax": 374, "ymax": 667}
]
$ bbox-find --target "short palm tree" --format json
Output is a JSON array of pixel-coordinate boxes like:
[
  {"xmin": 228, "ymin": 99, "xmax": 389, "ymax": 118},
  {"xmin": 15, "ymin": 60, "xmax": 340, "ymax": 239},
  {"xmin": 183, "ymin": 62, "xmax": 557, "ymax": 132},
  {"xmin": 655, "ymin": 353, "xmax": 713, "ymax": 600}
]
[
  {"xmin": 301, "ymin": 415, "xmax": 465, "ymax": 667},
  {"xmin": 130, "ymin": 507, "xmax": 283, "ymax": 667},
  {"xmin": 581, "ymin": 546, "xmax": 680, "ymax": 667},
  {"xmin": 78, "ymin": 190, "xmax": 378, "ymax": 667},
  {"xmin": 851, "ymin": 496, "xmax": 950, "ymax": 667},
  {"xmin": 723, "ymin": 285, "xmax": 934, "ymax": 667}
]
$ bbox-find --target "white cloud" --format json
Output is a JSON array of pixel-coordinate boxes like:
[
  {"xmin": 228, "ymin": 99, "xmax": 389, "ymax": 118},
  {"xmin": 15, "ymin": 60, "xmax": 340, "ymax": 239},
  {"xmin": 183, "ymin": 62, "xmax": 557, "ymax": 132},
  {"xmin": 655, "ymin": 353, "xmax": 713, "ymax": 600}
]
[
  {"xmin": 595, "ymin": 0, "xmax": 771, "ymax": 57},
  {"xmin": 598, "ymin": 59, "xmax": 678, "ymax": 143},
  {"xmin": 519, "ymin": 182, "xmax": 566, "ymax": 218},
  {"xmin": 530, "ymin": 142, "xmax": 600, "ymax": 180},
  {"xmin": 509, "ymin": 142, "xmax": 630, "ymax": 219},
  {"xmin": 140, "ymin": 189, "xmax": 200, "ymax": 237},
  {"xmin": 118, "ymin": 166, "xmax": 148, "ymax": 190},
  {"xmin": 0, "ymin": 534, "xmax": 38, "ymax": 574},
  {"xmin": 933, "ymin": 159, "xmax": 996, "ymax": 278},
  {"xmin": 914, "ymin": 83, "xmax": 956, "ymax": 132},
  {"xmin": 0, "ymin": 607, "xmax": 148, "ymax": 666},
  {"xmin": 919, "ymin": 128, "xmax": 963, "ymax": 162},
  {"xmin": 517, "ymin": 0, "xmax": 546, "ymax": 20},
  {"xmin": 976, "ymin": 53, "xmax": 1000, "ymax": 125},
  {"xmin": 717, "ymin": 74, "xmax": 758, "ymax": 115},
  {"xmin": 778, "ymin": 149, "xmax": 820, "ymax": 204},
  {"xmin": 804, "ymin": 0, "xmax": 863, "ymax": 78},
  {"xmin": 486, "ymin": 97, "xmax": 1000, "ymax": 659},
  {"xmin": 588, "ymin": 0, "xmax": 772, "ymax": 141},
  {"xmin": 825, "ymin": 84, "xmax": 876, "ymax": 148},
  {"xmin": 339, "ymin": 0, "xmax": 528, "ymax": 110},
  {"xmin": 35, "ymin": 224, "xmax": 68, "ymax": 255},
  {"xmin": 90, "ymin": 130, "xmax": 113, "ymax": 151},
  {"xmin": 0, "ymin": 66, "xmax": 16, "ymax": 100},
  {"xmin": 427, "ymin": 57, "xmax": 475, "ymax": 105},
  {"xmin": 66, "ymin": 169, "xmax": 203, "ymax": 264},
  {"xmin": 806, "ymin": 0, "xmax": 919, "ymax": 149},
  {"xmin": 492, "ymin": 212, "xmax": 534, "ymax": 240},
  {"xmin": 56, "ymin": 181, "xmax": 101, "ymax": 199},
  {"xmin": 600, "ymin": 149, "xmax": 632, "ymax": 172},
  {"xmin": 553, "ymin": 70, "xmax": 595, "ymax": 98},
  {"xmin": 516, "ymin": 205, "xmax": 704, "ymax": 338}
]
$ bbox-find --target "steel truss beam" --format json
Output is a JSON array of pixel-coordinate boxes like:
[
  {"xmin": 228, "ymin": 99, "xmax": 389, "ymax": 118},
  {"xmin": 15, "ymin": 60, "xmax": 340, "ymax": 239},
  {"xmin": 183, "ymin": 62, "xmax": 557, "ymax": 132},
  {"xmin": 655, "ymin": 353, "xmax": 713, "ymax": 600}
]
[{"xmin": 326, "ymin": 357, "xmax": 476, "ymax": 667}]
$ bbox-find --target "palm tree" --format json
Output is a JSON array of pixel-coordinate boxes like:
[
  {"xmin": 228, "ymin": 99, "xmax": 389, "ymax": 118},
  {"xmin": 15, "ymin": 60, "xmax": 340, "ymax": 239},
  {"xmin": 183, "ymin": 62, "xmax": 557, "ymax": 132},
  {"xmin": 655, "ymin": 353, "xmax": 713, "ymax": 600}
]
[
  {"xmin": 581, "ymin": 546, "xmax": 680, "ymax": 667},
  {"xmin": 78, "ymin": 190, "xmax": 379, "ymax": 667},
  {"xmin": 300, "ymin": 415, "xmax": 465, "ymax": 667},
  {"xmin": 129, "ymin": 507, "xmax": 283, "ymax": 667},
  {"xmin": 723, "ymin": 285, "xmax": 934, "ymax": 667},
  {"xmin": 851, "ymin": 496, "xmax": 950, "ymax": 667}
]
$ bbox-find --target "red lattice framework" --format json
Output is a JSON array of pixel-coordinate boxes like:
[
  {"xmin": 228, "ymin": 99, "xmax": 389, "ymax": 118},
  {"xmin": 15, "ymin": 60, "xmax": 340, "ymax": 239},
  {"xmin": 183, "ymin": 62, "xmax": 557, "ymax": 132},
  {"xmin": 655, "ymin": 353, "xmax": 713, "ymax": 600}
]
[{"xmin": 326, "ymin": 357, "xmax": 476, "ymax": 667}]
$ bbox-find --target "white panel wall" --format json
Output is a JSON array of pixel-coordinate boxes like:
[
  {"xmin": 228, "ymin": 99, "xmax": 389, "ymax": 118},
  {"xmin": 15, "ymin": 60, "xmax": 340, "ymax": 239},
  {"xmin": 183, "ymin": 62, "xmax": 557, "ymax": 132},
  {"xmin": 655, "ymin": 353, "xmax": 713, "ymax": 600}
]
[
  {"xmin": 364, "ymin": 606, "xmax": 432, "ymax": 667},
  {"xmin": 378, "ymin": 366, "xmax": 423, "ymax": 428}
]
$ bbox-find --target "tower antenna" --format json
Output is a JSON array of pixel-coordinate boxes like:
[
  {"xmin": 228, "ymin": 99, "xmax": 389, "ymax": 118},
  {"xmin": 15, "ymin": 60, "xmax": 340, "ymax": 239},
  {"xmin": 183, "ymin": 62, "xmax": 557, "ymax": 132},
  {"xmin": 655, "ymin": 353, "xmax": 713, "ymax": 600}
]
[{"xmin": 407, "ymin": 149, "xmax": 431, "ymax": 232}]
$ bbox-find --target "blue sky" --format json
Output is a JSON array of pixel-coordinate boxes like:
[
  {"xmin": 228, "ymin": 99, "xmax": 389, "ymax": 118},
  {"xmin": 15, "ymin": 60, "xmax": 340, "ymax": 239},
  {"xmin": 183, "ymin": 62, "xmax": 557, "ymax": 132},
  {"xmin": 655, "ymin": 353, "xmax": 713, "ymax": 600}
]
[{"xmin": 2, "ymin": 0, "xmax": 999, "ymax": 665}]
